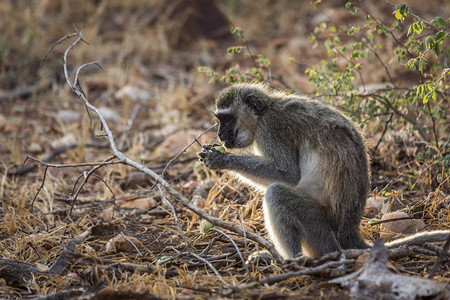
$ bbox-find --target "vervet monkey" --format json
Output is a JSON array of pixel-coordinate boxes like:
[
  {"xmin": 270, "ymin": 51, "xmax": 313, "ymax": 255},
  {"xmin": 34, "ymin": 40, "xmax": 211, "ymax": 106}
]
[{"xmin": 198, "ymin": 83, "xmax": 450, "ymax": 259}]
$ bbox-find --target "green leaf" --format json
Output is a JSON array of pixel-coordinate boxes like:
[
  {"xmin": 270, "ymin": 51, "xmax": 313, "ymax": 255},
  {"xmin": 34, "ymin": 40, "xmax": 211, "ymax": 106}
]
[
  {"xmin": 395, "ymin": 9, "xmax": 404, "ymax": 21},
  {"xmin": 231, "ymin": 27, "xmax": 243, "ymax": 36},
  {"xmin": 201, "ymin": 220, "xmax": 213, "ymax": 233},
  {"xmin": 407, "ymin": 25, "xmax": 414, "ymax": 36},
  {"xmin": 425, "ymin": 36, "xmax": 434, "ymax": 49},
  {"xmin": 394, "ymin": 3, "xmax": 407, "ymax": 21},
  {"xmin": 418, "ymin": 60, "xmax": 426, "ymax": 73},
  {"xmin": 434, "ymin": 31, "xmax": 446, "ymax": 42},
  {"xmin": 432, "ymin": 17, "xmax": 447, "ymax": 28},
  {"xmin": 410, "ymin": 21, "xmax": 423, "ymax": 35}
]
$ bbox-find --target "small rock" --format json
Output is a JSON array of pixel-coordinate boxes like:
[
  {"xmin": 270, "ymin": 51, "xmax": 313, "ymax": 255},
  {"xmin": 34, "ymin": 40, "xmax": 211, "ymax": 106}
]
[
  {"xmin": 51, "ymin": 133, "xmax": 77, "ymax": 149},
  {"xmin": 115, "ymin": 85, "xmax": 152, "ymax": 102},
  {"xmin": 57, "ymin": 110, "xmax": 81, "ymax": 122},
  {"xmin": 118, "ymin": 197, "xmax": 157, "ymax": 210},
  {"xmin": 365, "ymin": 195, "xmax": 388, "ymax": 215},
  {"xmin": 380, "ymin": 211, "xmax": 426, "ymax": 241},
  {"xmin": 98, "ymin": 106, "xmax": 121, "ymax": 123},
  {"xmin": 28, "ymin": 142, "xmax": 43, "ymax": 153}
]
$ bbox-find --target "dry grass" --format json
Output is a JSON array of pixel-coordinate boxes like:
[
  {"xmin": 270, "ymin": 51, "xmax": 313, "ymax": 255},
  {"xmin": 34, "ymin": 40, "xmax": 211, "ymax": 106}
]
[{"xmin": 0, "ymin": 0, "xmax": 448, "ymax": 298}]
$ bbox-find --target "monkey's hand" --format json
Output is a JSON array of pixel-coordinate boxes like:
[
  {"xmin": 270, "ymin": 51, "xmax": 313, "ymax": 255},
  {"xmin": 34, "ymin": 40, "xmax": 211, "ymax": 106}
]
[{"xmin": 197, "ymin": 145, "xmax": 229, "ymax": 170}]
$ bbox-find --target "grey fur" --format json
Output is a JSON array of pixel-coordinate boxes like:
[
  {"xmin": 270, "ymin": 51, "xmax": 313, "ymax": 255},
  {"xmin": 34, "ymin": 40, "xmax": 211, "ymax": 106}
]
[{"xmin": 198, "ymin": 83, "xmax": 449, "ymax": 259}]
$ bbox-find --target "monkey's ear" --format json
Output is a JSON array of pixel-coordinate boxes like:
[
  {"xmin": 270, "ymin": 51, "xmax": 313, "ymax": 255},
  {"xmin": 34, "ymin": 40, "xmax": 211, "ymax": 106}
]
[{"xmin": 244, "ymin": 94, "xmax": 264, "ymax": 115}]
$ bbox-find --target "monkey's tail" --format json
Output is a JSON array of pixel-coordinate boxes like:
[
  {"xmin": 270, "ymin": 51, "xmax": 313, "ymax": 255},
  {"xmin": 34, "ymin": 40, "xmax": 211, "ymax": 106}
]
[{"xmin": 385, "ymin": 230, "xmax": 450, "ymax": 248}]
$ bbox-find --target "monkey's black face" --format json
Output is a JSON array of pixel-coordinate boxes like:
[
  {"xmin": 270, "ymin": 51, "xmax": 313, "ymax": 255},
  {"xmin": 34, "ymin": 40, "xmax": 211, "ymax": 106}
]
[
  {"xmin": 217, "ymin": 113, "xmax": 237, "ymax": 148},
  {"xmin": 216, "ymin": 112, "xmax": 253, "ymax": 149}
]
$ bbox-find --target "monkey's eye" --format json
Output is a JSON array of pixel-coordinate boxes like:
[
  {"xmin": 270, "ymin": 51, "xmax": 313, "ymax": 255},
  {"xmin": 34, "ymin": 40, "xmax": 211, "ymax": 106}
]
[{"xmin": 220, "ymin": 115, "xmax": 233, "ymax": 123}]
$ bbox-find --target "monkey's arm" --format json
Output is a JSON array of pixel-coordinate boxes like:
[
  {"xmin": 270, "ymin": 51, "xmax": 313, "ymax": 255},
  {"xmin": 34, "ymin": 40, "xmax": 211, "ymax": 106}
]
[{"xmin": 198, "ymin": 146, "xmax": 301, "ymax": 186}]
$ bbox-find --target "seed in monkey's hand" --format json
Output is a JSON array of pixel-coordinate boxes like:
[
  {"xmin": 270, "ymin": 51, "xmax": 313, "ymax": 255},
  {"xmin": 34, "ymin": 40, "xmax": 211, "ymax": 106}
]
[
  {"xmin": 213, "ymin": 145, "xmax": 226, "ymax": 153},
  {"xmin": 202, "ymin": 144, "xmax": 226, "ymax": 153}
]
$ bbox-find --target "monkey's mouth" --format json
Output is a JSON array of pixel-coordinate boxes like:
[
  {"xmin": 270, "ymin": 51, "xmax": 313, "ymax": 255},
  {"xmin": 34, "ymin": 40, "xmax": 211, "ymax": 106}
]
[
  {"xmin": 221, "ymin": 129, "xmax": 252, "ymax": 149},
  {"xmin": 223, "ymin": 140, "xmax": 235, "ymax": 148},
  {"xmin": 219, "ymin": 129, "xmax": 238, "ymax": 149}
]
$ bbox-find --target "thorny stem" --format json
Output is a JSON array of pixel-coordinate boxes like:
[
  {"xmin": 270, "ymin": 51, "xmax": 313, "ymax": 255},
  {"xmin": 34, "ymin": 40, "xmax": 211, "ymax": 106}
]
[
  {"xmin": 160, "ymin": 124, "xmax": 217, "ymax": 179},
  {"xmin": 28, "ymin": 166, "xmax": 48, "ymax": 209}
]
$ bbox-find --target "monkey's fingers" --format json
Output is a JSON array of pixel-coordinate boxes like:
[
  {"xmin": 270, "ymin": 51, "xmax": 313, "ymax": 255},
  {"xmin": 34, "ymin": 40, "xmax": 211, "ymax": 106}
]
[
  {"xmin": 202, "ymin": 145, "xmax": 222, "ymax": 154},
  {"xmin": 197, "ymin": 151, "xmax": 209, "ymax": 161}
]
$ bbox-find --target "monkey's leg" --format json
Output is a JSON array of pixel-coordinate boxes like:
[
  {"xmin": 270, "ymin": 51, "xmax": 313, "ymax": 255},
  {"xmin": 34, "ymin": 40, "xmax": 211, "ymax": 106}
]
[{"xmin": 263, "ymin": 183, "xmax": 337, "ymax": 259}]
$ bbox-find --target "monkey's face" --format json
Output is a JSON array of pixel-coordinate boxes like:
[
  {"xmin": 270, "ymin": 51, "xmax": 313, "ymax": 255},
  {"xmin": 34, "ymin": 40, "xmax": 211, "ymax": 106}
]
[
  {"xmin": 215, "ymin": 111, "xmax": 254, "ymax": 149},
  {"xmin": 214, "ymin": 84, "xmax": 268, "ymax": 149}
]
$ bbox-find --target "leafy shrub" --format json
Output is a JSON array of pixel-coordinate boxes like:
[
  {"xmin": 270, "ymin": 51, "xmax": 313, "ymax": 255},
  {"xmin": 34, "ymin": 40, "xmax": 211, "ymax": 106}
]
[{"xmin": 307, "ymin": 2, "xmax": 448, "ymax": 149}]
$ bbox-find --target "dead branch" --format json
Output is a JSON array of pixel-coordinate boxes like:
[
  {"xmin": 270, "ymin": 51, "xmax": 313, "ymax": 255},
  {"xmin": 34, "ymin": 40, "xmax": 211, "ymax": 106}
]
[
  {"xmin": 0, "ymin": 259, "xmax": 40, "ymax": 287},
  {"xmin": 7, "ymin": 142, "xmax": 110, "ymax": 176},
  {"xmin": 222, "ymin": 258, "xmax": 355, "ymax": 296},
  {"xmin": 331, "ymin": 239, "xmax": 450, "ymax": 299},
  {"xmin": 49, "ymin": 228, "xmax": 91, "ymax": 274},
  {"xmin": 68, "ymin": 155, "xmax": 116, "ymax": 218},
  {"xmin": 57, "ymin": 30, "xmax": 282, "ymax": 262}
]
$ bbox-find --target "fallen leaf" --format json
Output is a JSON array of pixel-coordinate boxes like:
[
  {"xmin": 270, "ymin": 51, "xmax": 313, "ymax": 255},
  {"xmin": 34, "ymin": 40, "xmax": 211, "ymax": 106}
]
[{"xmin": 105, "ymin": 234, "xmax": 144, "ymax": 253}]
